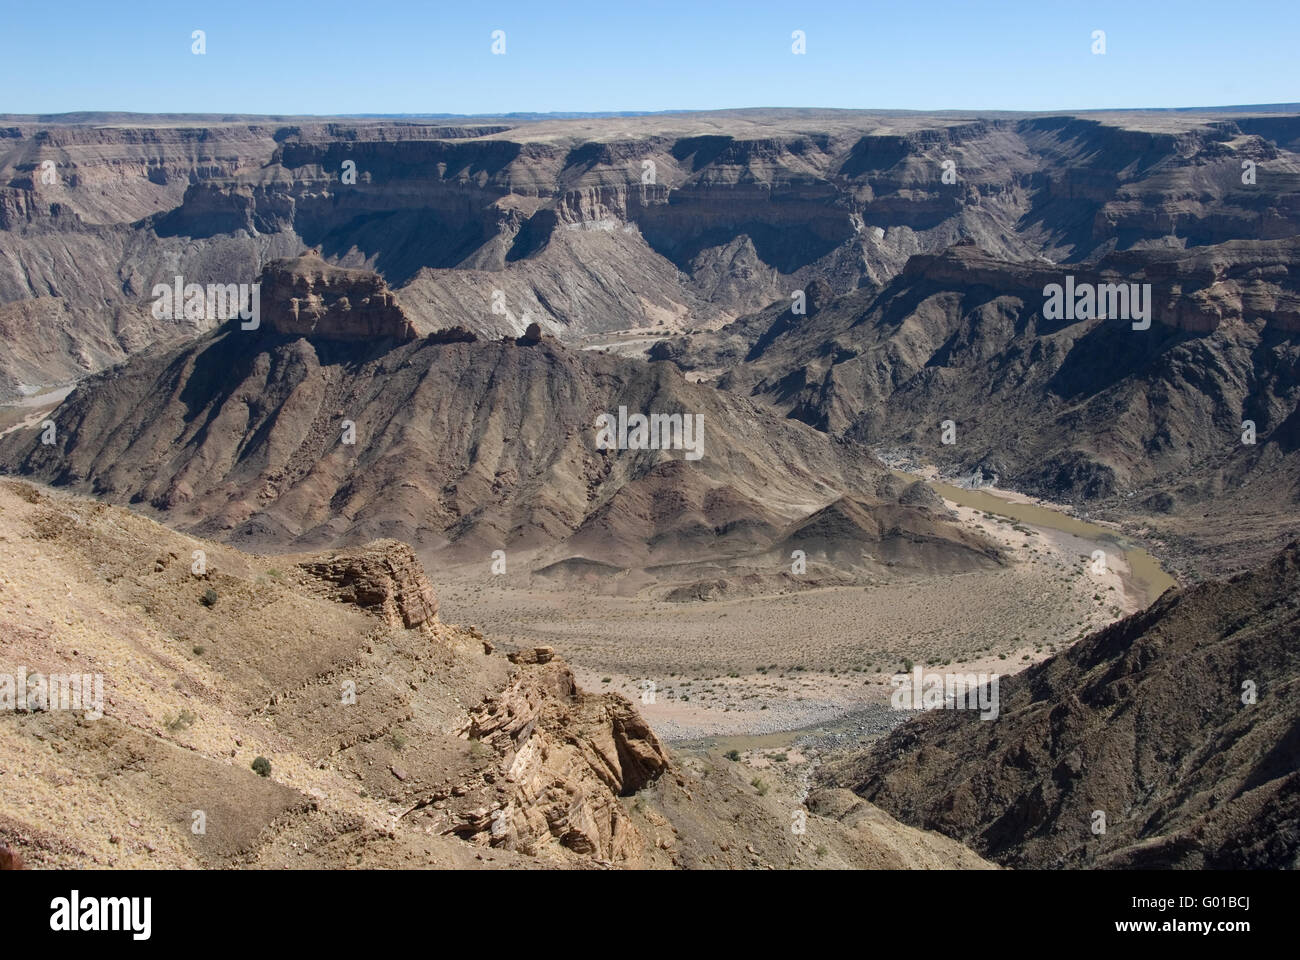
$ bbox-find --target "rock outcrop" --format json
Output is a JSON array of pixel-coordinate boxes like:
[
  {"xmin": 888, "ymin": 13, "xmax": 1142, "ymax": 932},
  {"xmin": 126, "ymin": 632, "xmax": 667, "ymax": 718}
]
[
  {"xmin": 452, "ymin": 658, "xmax": 670, "ymax": 860},
  {"xmin": 258, "ymin": 254, "xmax": 418, "ymax": 342},
  {"xmin": 299, "ymin": 539, "xmax": 438, "ymax": 627},
  {"xmin": 516, "ymin": 321, "xmax": 544, "ymax": 345}
]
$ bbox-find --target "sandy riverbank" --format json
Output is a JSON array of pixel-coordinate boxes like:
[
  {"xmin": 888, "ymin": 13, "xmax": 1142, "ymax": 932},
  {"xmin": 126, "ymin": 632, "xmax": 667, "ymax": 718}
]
[{"xmin": 441, "ymin": 475, "xmax": 1162, "ymax": 742}]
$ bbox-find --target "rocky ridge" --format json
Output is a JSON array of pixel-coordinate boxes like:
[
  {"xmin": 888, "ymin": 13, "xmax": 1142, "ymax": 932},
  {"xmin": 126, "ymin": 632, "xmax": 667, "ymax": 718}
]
[
  {"xmin": 0, "ymin": 260, "xmax": 1003, "ymax": 591},
  {"xmin": 824, "ymin": 542, "xmax": 1300, "ymax": 869},
  {"xmin": 657, "ymin": 237, "xmax": 1300, "ymax": 575},
  {"xmin": 0, "ymin": 479, "xmax": 990, "ymax": 869}
]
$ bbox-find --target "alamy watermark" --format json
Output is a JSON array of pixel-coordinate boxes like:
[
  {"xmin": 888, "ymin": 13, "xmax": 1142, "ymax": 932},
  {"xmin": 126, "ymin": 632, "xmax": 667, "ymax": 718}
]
[
  {"xmin": 891, "ymin": 667, "xmax": 1000, "ymax": 720},
  {"xmin": 2, "ymin": 666, "xmax": 104, "ymax": 720},
  {"xmin": 50, "ymin": 891, "xmax": 150, "ymax": 940},
  {"xmin": 595, "ymin": 406, "xmax": 705, "ymax": 460},
  {"xmin": 1043, "ymin": 276, "xmax": 1151, "ymax": 330},
  {"xmin": 151, "ymin": 277, "xmax": 260, "ymax": 330}
]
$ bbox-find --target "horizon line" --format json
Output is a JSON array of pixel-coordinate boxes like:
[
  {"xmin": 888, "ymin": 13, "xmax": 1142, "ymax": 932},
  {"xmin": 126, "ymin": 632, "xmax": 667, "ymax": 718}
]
[{"xmin": 5, "ymin": 102, "xmax": 1300, "ymax": 124}]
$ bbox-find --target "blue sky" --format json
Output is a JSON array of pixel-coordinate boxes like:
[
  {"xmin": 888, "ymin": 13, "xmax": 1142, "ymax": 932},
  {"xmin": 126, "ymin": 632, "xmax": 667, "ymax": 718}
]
[{"xmin": 4, "ymin": 0, "xmax": 1295, "ymax": 115}]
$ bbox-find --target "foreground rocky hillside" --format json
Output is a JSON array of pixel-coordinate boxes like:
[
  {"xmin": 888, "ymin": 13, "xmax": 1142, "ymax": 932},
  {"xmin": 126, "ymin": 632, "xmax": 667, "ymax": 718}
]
[
  {"xmin": 0, "ymin": 255, "xmax": 1002, "ymax": 592},
  {"xmin": 823, "ymin": 542, "xmax": 1300, "ymax": 869},
  {"xmin": 0, "ymin": 479, "xmax": 991, "ymax": 869},
  {"xmin": 3, "ymin": 108, "xmax": 1299, "ymax": 398}
]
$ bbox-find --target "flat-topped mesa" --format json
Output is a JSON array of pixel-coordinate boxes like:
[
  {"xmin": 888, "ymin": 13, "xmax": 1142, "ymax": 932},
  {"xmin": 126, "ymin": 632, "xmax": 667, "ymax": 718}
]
[
  {"xmin": 901, "ymin": 238, "xmax": 1300, "ymax": 333},
  {"xmin": 258, "ymin": 252, "xmax": 419, "ymax": 342},
  {"xmin": 901, "ymin": 240, "xmax": 1064, "ymax": 288}
]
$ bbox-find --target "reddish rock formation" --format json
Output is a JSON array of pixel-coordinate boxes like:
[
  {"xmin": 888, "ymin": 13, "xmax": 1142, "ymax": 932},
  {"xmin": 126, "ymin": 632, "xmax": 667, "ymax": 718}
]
[
  {"xmin": 454, "ymin": 657, "xmax": 670, "ymax": 859},
  {"xmin": 298, "ymin": 539, "xmax": 438, "ymax": 628},
  {"xmin": 258, "ymin": 254, "xmax": 418, "ymax": 342}
]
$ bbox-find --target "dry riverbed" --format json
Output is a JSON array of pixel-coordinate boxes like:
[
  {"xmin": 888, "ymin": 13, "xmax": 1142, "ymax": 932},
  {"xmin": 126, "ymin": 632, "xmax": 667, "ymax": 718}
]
[{"xmin": 439, "ymin": 476, "xmax": 1168, "ymax": 743}]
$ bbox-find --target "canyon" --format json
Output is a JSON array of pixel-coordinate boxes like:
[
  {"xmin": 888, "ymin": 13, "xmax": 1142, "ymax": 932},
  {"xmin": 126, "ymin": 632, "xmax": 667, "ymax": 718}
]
[
  {"xmin": 3, "ymin": 106, "xmax": 1299, "ymax": 872},
  {"xmin": 5, "ymin": 108, "xmax": 1299, "ymax": 399}
]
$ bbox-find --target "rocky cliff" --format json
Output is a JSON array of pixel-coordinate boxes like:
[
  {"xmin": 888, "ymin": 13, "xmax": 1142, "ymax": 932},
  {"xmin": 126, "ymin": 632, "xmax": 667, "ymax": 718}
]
[
  {"xmin": 298, "ymin": 539, "xmax": 438, "ymax": 628},
  {"xmin": 3, "ymin": 109, "xmax": 1299, "ymax": 398},
  {"xmin": 258, "ymin": 254, "xmax": 418, "ymax": 342},
  {"xmin": 451, "ymin": 655, "xmax": 669, "ymax": 858},
  {"xmin": 658, "ymin": 236, "xmax": 1300, "ymax": 575}
]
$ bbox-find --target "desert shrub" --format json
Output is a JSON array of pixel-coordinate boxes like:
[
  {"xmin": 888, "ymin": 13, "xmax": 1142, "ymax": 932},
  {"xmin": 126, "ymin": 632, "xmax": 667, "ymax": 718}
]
[
  {"xmin": 724, "ymin": 749, "xmax": 741, "ymax": 761},
  {"xmin": 251, "ymin": 756, "xmax": 271, "ymax": 777},
  {"xmin": 200, "ymin": 588, "xmax": 218, "ymax": 607}
]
